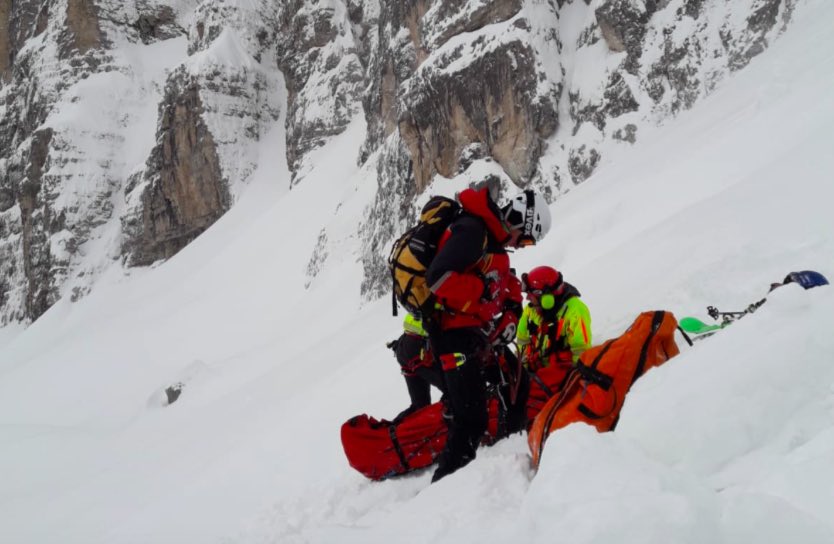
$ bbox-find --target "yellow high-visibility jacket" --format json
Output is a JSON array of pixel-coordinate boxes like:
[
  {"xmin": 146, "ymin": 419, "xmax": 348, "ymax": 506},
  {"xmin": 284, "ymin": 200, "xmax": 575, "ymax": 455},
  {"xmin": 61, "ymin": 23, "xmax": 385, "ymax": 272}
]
[
  {"xmin": 516, "ymin": 297, "xmax": 591, "ymax": 368},
  {"xmin": 403, "ymin": 313, "xmax": 428, "ymax": 337}
]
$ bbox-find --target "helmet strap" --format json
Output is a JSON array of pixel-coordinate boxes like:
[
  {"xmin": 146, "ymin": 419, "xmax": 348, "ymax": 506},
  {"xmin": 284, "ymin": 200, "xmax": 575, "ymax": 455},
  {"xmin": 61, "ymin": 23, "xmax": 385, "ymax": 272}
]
[{"xmin": 523, "ymin": 190, "xmax": 535, "ymax": 238}]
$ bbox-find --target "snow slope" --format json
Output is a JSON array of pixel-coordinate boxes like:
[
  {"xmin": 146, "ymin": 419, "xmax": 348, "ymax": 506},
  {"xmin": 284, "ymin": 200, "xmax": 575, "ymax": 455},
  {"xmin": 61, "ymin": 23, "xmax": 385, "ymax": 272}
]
[{"xmin": 2, "ymin": 0, "xmax": 834, "ymax": 542}]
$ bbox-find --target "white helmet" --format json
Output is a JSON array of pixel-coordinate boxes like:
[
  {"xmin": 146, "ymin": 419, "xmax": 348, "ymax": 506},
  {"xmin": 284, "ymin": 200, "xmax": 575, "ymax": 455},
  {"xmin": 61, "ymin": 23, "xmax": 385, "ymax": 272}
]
[{"xmin": 502, "ymin": 190, "xmax": 551, "ymax": 244}]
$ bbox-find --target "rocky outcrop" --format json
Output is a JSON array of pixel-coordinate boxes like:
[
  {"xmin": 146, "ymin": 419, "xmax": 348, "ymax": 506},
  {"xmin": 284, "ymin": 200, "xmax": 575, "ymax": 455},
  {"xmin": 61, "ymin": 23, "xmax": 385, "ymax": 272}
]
[
  {"xmin": 273, "ymin": 0, "xmax": 370, "ymax": 180},
  {"xmin": 550, "ymin": 0, "xmax": 801, "ymax": 190},
  {"xmin": 122, "ymin": 1, "xmax": 282, "ymax": 266},
  {"xmin": 359, "ymin": 0, "xmax": 427, "ymax": 164},
  {"xmin": 18, "ymin": 128, "xmax": 55, "ymax": 320},
  {"xmin": 400, "ymin": 38, "xmax": 558, "ymax": 189},
  {"xmin": 727, "ymin": 0, "xmax": 799, "ymax": 71},
  {"xmin": 423, "ymin": 0, "xmax": 523, "ymax": 47},
  {"xmin": 94, "ymin": 1, "xmax": 185, "ymax": 46},
  {"xmin": 361, "ymin": 0, "xmax": 550, "ymax": 183},
  {"xmin": 637, "ymin": 0, "xmax": 799, "ymax": 121},
  {"xmin": 1, "ymin": 0, "xmax": 49, "ymax": 83},
  {"xmin": 132, "ymin": 5, "xmax": 180, "ymax": 44},
  {"xmin": 60, "ymin": 0, "xmax": 102, "ymax": 58},
  {"xmin": 358, "ymin": 135, "xmax": 416, "ymax": 301},
  {"xmin": 595, "ymin": 0, "xmax": 653, "ymax": 72},
  {"xmin": 1, "ymin": 0, "xmax": 11, "ymax": 83},
  {"xmin": 568, "ymin": 144, "xmax": 601, "ymax": 184},
  {"xmin": 361, "ymin": 0, "xmax": 527, "ymax": 165},
  {"xmin": 0, "ymin": 0, "xmax": 116, "ymax": 322},
  {"xmin": 305, "ymin": 229, "xmax": 329, "ymax": 289},
  {"xmin": 125, "ymin": 74, "xmax": 229, "ymax": 266},
  {"xmin": 0, "ymin": 1, "xmax": 195, "ymax": 322},
  {"xmin": 571, "ymin": 72, "xmax": 640, "ymax": 134}
]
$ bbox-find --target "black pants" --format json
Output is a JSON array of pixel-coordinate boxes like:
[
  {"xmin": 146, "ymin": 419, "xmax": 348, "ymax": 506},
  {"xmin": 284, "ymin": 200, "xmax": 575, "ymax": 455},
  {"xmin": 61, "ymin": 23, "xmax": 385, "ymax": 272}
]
[
  {"xmin": 394, "ymin": 330, "xmax": 529, "ymax": 431},
  {"xmin": 429, "ymin": 327, "xmax": 489, "ymax": 482},
  {"xmin": 394, "ymin": 332, "xmax": 444, "ymax": 413}
]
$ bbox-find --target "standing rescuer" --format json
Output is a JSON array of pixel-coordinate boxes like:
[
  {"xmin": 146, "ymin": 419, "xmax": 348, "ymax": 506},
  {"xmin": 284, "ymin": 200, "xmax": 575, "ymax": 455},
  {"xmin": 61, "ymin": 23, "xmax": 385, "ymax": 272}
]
[
  {"xmin": 516, "ymin": 266, "xmax": 592, "ymax": 374},
  {"xmin": 424, "ymin": 187, "xmax": 551, "ymax": 482}
]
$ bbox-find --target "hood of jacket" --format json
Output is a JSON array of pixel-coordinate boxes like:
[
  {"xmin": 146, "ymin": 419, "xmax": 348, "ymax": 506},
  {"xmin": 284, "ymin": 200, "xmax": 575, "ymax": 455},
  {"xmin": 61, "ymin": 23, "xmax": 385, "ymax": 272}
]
[{"xmin": 457, "ymin": 187, "xmax": 511, "ymax": 246}]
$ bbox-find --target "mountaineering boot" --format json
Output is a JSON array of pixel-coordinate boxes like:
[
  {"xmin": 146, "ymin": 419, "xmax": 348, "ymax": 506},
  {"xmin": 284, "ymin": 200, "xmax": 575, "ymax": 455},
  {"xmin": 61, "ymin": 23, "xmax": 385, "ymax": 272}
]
[
  {"xmin": 431, "ymin": 426, "xmax": 477, "ymax": 482},
  {"xmin": 431, "ymin": 351, "xmax": 487, "ymax": 482}
]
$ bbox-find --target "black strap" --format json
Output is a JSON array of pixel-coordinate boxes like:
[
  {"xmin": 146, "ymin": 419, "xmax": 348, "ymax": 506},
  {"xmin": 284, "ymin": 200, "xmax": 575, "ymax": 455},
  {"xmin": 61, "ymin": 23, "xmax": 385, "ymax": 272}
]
[
  {"xmin": 576, "ymin": 361, "xmax": 613, "ymax": 391},
  {"xmin": 495, "ymin": 387, "xmax": 508, "ymax": 441},
  {"xmin": 589, "ymin": 339, "xmax": 615, "ymax": 370},
  {"xmin": 388, "ymin": 424, "xmax": 410, "ymax": 472},
  {"xmin": 391, "ymin": 261, "xmax": 399, "ymax": 315},
  {"xmin": 380, "ymin": 426, "xmax": 446, "ymax": 480},
  {"xmin": 677, "ymin": 326, "xmax": 693, "ymax": 346},
  {"xmin": 565, "ymin": 338, "xmax": 615, "ymax": 391},
  {"xmin": 392, "ymin": 262, "xmax": 426, "ymax": 276},
  {"xmin": 630, "ymin": 311, "xmax": 665, "ymax": 385},
  {"xmin": 530, "ymin": 370, "xmax": 555, "ymax": 399},
  {"xmin": 578, "ymin": 403, "xmax": 604, "ymax": 420},
  {"xmin": 577, "ymin": 386, "xmax": 618, "ymax": 423},
  {"xmin": 401, "ymin": 275, "xmax": 417, "ymax": 311}
]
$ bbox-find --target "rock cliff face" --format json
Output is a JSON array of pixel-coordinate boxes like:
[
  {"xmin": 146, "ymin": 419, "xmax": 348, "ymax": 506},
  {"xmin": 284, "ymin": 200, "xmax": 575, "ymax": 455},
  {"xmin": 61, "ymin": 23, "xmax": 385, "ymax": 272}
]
[
  {"xmin": 0, "ymin": 0, "xmax": 114, "ymax": 322},
  {"xmin": 272, "ymin": 0, "xmax": 372, "ymax": 180},
  {"xmin": 125, "ymin": 72, "xmax": 229, "ymax": 266},
  {"xmin": 122, "ymin": 1, "xmax": 283, "ymax": 265},
  {"xmin": 0, "ymin": 0, "xmax": 804, "ymax": 324},
  {"xmin": 360, "ymin": 0, "xmax": 559, "ymax": 190},
  {"xmin": 355, "ymin": 0, "xmax": 800, "ymax": 298}
]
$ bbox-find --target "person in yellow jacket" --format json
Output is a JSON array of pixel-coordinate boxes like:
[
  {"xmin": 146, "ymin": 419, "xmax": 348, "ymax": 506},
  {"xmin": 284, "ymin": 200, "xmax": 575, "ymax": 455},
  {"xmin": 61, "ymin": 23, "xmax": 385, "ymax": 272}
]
[{"xmin": 516, "ymin": 266, "xmax": 591, "ymax": 373}]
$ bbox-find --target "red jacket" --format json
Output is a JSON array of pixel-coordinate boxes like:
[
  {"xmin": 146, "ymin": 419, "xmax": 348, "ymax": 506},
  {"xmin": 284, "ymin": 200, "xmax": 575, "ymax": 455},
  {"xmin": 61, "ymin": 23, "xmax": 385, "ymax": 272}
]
[{"xmin": 426, "ymin": 188, "xmax": 512, "ymax": 331}]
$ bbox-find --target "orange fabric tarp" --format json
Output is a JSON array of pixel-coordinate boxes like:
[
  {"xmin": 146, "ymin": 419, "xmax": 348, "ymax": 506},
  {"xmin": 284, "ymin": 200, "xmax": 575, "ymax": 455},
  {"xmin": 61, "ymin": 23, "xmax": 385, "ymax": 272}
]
[{"xmin": 528, "ymin": 311, "xmax": 681, "ymax": 468}]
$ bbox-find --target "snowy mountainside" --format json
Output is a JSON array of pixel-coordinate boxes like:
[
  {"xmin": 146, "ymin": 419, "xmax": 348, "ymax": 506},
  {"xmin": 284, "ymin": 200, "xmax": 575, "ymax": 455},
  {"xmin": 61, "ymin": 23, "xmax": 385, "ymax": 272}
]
[
  {"xmin": 1, "ymin": 0, "xmax": 833, "ymax": 542},
  {"xmin": 344, "ymin": 0, "xmax": 807, "ymax": 300},
  {"xmin": 0, "ymin": 0, "xmax": 806, "ymax": 325}
]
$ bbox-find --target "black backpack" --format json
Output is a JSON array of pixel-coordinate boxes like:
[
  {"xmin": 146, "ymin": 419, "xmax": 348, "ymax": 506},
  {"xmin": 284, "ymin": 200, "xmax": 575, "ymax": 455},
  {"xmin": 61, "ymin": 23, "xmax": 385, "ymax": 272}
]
[{"xmin": 388, "ymin": 196, "xmax": 461, "ymax": 316}]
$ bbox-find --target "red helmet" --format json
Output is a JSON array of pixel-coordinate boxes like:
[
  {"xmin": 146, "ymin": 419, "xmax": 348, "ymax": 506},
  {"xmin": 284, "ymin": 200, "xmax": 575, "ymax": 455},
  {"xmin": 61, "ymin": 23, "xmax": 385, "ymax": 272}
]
[{"xmin": 522, "ymin": 266, "xmax": 563, "ymax": 294}]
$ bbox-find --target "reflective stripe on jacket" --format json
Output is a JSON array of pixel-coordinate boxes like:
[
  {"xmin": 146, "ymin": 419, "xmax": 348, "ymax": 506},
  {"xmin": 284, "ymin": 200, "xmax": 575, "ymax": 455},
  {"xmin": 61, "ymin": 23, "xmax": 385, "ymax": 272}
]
[{"xmin": 403, "ymin": 313, "xmax": 428, "ymax": 337}]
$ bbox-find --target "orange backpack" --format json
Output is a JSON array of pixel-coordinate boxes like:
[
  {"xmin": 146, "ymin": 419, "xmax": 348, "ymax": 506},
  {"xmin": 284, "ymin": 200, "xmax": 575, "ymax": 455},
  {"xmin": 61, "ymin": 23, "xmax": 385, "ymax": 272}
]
[{"xmin": 528, "ymin": 311, "xmax": 683, "ymax": 468}]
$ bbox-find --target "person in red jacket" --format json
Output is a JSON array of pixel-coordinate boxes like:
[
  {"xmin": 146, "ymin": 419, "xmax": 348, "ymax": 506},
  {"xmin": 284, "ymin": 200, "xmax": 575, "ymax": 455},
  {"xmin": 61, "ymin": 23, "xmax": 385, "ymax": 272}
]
[
  {"xmin": 389, "ymin": 265, "xmax": 526, "ymax": 426},
  {"xmin": 425, "ymin": 186, "xmax": 551, "ymax": 482}
]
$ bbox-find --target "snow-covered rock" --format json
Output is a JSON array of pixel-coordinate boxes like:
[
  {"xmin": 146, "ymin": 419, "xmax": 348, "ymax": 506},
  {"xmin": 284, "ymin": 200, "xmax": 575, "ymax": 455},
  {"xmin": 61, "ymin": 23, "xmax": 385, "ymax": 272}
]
[
  {"xmin": 355, "ymin": 0, "xmax": 806, "ymax": 299},
  {"xmin": 0, "ymin": 0, "xmax": 808, "ymax": 323}
]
